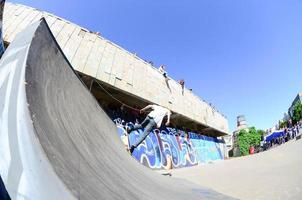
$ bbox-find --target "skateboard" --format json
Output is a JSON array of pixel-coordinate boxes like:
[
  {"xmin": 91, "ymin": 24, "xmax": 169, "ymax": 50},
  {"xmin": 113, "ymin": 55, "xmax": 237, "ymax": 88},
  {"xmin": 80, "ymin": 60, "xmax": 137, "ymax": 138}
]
[{"xmin": 161, "ymin": 172, "xmax": 172, "ymax": 177}]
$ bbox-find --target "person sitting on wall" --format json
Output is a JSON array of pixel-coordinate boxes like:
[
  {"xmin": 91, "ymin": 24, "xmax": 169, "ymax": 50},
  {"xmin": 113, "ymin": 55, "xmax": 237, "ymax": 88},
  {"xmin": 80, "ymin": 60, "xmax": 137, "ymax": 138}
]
[{"xmin": 126, "ymin": 104, "xmax": 171, "ymax": 154}]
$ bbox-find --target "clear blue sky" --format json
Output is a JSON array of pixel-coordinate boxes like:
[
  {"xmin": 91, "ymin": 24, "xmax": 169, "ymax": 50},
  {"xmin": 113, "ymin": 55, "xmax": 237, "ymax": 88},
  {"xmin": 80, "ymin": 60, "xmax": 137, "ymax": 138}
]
[{"xmin": 10, "ymin": 0, "xmax": 302, "ymax": 132}]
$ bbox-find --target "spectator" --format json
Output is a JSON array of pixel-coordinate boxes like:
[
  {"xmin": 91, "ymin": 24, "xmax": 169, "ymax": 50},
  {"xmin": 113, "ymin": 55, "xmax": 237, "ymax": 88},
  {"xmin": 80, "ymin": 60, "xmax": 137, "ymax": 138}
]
[
  {"xmin": 179, "ymin": 79, "xmax": 185, "ymax": 95},
  {"xmin": 260, "ymin": 139, "xmax": 265, "ymax": 149},
  {"xmin": 295, "ymin": 124, "xmax": 299, "ymax": 136},
  {"xmin": 158, "ymin": 65, "xmax": 168, "ymax": 78},
  {"xmin": 158, "ymin": 65, "xmax": 171, "ymax": 92},
  {"xmin": 148, "ymin": 61, "xmax": 154, "ymax": 66},
  {"xmin": 131, "ymin": 105, "xmax": 140, "ymax": 124},
  {"xmin": 120, "ymin": 104, "xmax": 127, "ymax": 119}
]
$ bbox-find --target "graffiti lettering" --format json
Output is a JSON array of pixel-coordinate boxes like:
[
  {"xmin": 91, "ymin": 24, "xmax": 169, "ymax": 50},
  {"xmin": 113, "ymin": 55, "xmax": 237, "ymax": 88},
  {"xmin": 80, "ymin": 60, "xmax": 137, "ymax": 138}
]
[{"xmin": 114, "ymin": 118, "xmax": 225, "ymax": 169}]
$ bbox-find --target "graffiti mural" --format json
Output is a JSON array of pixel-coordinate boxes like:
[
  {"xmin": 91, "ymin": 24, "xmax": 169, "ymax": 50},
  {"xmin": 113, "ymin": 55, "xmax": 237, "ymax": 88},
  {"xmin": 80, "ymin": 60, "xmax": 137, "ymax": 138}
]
[{"xmin": 114, "ymin": 118, "xmax": 225, "ymax": 169}]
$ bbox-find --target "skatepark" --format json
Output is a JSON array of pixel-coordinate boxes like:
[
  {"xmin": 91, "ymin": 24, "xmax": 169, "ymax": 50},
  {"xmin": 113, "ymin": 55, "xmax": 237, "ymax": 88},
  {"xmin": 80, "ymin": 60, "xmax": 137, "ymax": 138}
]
[
  {"xmin": 0, "ymin": 1, "xmax": 232, "ymax": 199},
  {"xmin": 171, "ymin": 139, "xmax": 302, "ymax": 200},
  {"xmin": 0, "ymin": 1, "xmax": 302, "ymax": 199}
]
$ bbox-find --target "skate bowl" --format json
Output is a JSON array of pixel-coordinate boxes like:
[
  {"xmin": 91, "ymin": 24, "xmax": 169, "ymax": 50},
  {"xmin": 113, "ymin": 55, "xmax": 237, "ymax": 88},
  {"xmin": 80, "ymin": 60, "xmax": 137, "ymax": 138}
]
[{"xmin": 0, "ymin": 18, "xmax": 234, "ymax": 200}]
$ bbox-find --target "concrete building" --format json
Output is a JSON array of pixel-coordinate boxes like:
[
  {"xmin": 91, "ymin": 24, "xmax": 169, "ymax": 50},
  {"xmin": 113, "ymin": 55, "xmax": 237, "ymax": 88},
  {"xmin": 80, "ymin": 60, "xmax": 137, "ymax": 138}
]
[
  {"xmin": 288, "ymin": 92, "xmax": 302, "ymax": 119},
  {"xmin": 235, "ymin": 115, "xmax": 248, "ymax": 132},
  {"xmin": 283, "ymin": 112, "xmax": 290, "ymax": 122},
  {"xmin": 230, "ymin": 115, "xmax": 249, "ymax": 157},
  {"xmin": 223, "ymin": 134, "xmax": 233, "ymax": 158}
]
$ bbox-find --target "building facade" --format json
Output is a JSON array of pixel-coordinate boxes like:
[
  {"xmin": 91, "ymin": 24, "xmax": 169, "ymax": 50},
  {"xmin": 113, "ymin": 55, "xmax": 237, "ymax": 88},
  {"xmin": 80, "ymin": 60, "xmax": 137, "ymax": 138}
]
[
  {"xmin": 288, "ymin": 92, "xmax": 302, "ymax": 119},
  {"xmin": 231, "ymin": 115, "xmax": 249, "ymax": 157}
]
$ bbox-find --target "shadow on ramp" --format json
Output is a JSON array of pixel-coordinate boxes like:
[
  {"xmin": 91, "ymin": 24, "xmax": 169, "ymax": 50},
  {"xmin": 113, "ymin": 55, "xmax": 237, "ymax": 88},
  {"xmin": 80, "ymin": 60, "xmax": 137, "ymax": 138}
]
[{"xmin": 0, "ymin": 18, "xmax": 234, "ymax": 200}]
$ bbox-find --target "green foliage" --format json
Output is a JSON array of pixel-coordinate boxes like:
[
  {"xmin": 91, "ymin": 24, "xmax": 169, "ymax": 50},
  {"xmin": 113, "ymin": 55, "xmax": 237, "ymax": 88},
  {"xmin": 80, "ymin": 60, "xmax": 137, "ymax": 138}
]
[
  {"xmin": 238, "ymin": 129, "xmax": 249, "ymax": 156},
  {"xmin": 237, "ymin": 127, "xmax": 263, "ymax": 156},
  {"xmin": 292, "ymin": 101, "xmax": 302, "ymax": 123},
  {"xmin": 257, "ymin": 129, "xmax": 265, "ymax": 137},
  {"xmin": 279, "ymin": 120, "xmax": 287, "ymax": 129}
]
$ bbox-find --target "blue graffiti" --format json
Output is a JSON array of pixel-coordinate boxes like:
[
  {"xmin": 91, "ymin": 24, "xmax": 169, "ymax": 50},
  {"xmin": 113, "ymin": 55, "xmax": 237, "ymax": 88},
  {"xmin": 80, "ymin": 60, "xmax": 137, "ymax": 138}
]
[{"xmin": 114, "ymin": 118, "xmax": 225, "ymax": 169}]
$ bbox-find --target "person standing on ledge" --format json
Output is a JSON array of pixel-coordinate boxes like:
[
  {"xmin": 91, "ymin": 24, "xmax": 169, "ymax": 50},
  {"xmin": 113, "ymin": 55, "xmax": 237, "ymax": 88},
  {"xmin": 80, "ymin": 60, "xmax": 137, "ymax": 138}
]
[
  {"xmin": 179, "ymin": 79, "xmax": 185, "ymax": 95},
  {"xmin": 126, "ymin": 104, "xmax": 171, "ymax": 154},
  {"xmin": 158, "ymin": 65, "xmax": 171, "ymax": 92}
]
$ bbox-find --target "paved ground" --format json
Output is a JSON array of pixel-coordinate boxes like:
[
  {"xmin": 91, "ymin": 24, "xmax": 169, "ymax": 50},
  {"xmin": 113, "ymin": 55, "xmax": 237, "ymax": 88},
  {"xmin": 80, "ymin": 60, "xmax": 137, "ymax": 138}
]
[{"xmin": 168, "ymin": 139, "xmax": 302, "ymax": 200}]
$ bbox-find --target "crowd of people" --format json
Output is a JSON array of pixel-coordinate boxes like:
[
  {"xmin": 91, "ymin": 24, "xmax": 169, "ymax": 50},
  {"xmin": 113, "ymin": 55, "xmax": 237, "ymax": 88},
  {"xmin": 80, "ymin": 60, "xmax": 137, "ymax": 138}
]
[{"xmin": 261, "ymin": 121, "xmax": 302, "ymax": 151}]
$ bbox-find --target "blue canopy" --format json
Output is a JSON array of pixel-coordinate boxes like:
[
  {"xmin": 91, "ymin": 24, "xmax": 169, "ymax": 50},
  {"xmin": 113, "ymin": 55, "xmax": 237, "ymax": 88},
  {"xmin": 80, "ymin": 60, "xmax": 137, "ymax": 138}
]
[{"xmin": 265, "ymin": 130, "xmax": 285, "ymax": 142}]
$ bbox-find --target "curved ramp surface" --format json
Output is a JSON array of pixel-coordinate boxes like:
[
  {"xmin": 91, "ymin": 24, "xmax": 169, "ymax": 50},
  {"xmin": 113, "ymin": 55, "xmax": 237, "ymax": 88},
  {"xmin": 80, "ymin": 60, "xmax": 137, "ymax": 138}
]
[{"xmin": 0, "ymin": 19, "xmax": 233, "ymax": 200}]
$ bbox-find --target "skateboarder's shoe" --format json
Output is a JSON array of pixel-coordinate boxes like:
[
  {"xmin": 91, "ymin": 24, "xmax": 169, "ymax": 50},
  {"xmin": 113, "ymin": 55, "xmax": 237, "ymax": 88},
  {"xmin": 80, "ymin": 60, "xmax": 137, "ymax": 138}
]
[
  {"xmin": 126, "ymin": 146, "xmax": 134, "ymax": 154},
  {"xmin": 125, "ymin": 125, "xmax": 132, "ymax": 134},
  {"xmin": 128, "ymin": 146, "xmax": 135, "ymax": 154}
]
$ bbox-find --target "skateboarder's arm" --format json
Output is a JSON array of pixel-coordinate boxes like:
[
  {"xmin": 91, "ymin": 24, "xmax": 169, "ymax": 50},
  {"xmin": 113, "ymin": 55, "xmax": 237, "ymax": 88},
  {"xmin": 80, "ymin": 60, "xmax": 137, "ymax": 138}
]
[
  {"xmin": 140, "ymin": 105, "xmax": 153, "ymax": 113},
  {"xmin": 165, "ymin": 111, "xmax": 171, "ymax": 126}
]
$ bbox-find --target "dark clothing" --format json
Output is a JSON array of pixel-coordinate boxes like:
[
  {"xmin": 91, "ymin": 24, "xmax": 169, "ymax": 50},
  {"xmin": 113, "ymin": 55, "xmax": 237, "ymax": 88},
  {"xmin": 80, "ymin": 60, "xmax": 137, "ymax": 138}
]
[
  {"xmin": 130, "ymin": 116, "xmax": 157, "ymax": 148},
  {"xmin": 179, "ymin": 79, "xmax": 185, "ymax": 86},
  {"xmin": 179, "ymin": 80, "xmax": 185, "ymax": 95},
  {"xmin": 0, "ymin": 176, "xmax": 11, "ymax": 200}
]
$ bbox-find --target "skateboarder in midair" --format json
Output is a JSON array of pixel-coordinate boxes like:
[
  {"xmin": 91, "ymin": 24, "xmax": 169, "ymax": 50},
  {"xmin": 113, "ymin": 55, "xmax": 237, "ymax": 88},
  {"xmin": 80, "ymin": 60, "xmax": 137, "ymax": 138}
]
[{"xmin": 127, "ymin": 104, "xmax": 171, "ymax": 154}]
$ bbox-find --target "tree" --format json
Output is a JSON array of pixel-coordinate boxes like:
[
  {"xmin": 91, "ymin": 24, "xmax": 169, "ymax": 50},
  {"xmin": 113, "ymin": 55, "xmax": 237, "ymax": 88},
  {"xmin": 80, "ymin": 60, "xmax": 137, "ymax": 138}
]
[
  {"xmin": 279, "ymin": 120, "xmax": 287, "ymax": 129},
  {"xmin": 237, "ymin": 127, "xmax": 263, "ymax": 156},
  {"xmin": 238, "ymin": 129, "xmax": 249, "ymax": 156},
  {"xmin": 257, "ymin": 129, "xmax": 265, "ymax": 140},
  {"xmin": 292, "ymin": 101, "xmax": 302, "ymax": 124}
]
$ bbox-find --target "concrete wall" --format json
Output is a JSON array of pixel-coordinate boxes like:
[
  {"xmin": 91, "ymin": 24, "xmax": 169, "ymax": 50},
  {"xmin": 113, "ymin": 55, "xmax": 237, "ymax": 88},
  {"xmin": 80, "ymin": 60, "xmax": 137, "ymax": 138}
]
[
  {"xmin": 3, "ymin": 2, "xmax": 229, "ymax": 134},
  {"xmin": 114, "ymin": 118, "xmax": 225, "ymax": 169}
]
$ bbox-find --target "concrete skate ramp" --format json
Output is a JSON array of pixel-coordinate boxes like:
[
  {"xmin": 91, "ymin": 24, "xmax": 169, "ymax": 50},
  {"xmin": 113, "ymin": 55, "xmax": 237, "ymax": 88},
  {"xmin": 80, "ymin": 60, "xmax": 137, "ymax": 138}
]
[{"xmin": 0, "ymin": 18, "xmax": 233, "ymax": 200}]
